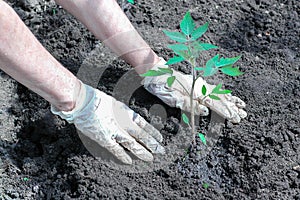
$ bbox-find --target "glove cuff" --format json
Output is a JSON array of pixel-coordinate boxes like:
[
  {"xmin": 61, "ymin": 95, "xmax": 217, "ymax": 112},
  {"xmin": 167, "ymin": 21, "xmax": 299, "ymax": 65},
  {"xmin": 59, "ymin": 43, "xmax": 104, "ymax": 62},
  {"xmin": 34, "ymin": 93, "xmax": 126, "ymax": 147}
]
[
  {"xmin": 150, "ymin": 57, "xmax": 167, "ymax": 70},
  {"xmin": 51, "ymin": 81, "xmax": 96, "ymax": 123}
]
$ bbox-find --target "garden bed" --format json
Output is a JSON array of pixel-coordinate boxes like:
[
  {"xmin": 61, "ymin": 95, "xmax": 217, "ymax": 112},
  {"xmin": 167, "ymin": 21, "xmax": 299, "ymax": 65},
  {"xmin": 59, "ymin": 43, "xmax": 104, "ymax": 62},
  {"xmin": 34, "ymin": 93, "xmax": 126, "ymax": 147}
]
[{"xmin": 0, "ymin": 0, "xmax": 299, "ymax": 199}]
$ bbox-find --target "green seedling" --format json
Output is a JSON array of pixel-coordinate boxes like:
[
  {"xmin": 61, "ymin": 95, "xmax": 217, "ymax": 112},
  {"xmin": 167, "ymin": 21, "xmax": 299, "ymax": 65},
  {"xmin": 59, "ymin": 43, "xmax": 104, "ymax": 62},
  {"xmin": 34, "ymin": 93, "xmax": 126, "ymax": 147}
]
[
  {"xmin": 141, "ymin": 11, "xmax": 243, "ymax": 146},
  {"xmin": 127, "ymin": 0, "xmax": 135, "ymax": 4}
]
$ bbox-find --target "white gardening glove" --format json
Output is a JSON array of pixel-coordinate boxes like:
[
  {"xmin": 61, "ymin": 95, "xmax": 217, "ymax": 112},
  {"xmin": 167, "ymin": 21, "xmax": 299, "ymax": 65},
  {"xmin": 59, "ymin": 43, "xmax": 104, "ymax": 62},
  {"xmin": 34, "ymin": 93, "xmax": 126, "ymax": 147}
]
[
  {"xmin": 51, "ymin": 82, "xmax": 165, "ymax": 165},
  {"xmin": 143, "ymin": 58, "xmax": 247, "ymax": 123}
]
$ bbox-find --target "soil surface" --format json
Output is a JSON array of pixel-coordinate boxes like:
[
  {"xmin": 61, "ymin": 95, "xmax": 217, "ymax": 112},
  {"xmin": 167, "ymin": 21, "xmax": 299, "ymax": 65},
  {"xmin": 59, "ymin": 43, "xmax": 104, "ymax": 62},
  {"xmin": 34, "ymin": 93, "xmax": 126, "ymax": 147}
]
[{"xmin": 1, "ymin": 0, "xmax": 299, "ymax": 199}]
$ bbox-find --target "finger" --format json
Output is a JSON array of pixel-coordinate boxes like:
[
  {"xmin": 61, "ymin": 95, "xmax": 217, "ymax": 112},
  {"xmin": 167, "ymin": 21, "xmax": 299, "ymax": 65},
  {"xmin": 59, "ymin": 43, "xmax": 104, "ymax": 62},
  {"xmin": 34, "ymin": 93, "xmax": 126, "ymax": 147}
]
[
  {"xmin": 229, "ymin": 112, "xmax": 241, "ymax": 124},
  {"xmin": 203, "ymin": 97, "xmax": 240, "ymax": 122},
  {"xmin": 232, "ymin": 96, "xmax": 246, "ymax": 108},
  {"xmin": 104, "ymin": 141, "xmax": 133, "ymax": 165},
  {"xmin": 225, "ymin": 94, "xmax": 246, "ymax": 109},
  {"xmin": 194, "ymin": 100, "xmax": 209, "ymax": 116},
  {"xmin": 114, "ymin": 102, "xmax": 164, "ymax": 143},
  {"xmin": 174, "ymin": 91, "xmax": 209, "ymax": 116},
  {"xmin": 238, "ymin": 109, "xmax": 247, "ymax": 119},
  {"xmin": 128, "ymin": 117, "xmax": 165, "ymax": 154},
  {"xmin": 115, "ymin": 130, "xmax": 154, "ymax": 162},
  {"xmin": 133, "ymin": 114, "xmax": 163, "ymax": 142},
  {"xmin": 127, "ymin": 127, "xmax": 165, "ymax": 154}
]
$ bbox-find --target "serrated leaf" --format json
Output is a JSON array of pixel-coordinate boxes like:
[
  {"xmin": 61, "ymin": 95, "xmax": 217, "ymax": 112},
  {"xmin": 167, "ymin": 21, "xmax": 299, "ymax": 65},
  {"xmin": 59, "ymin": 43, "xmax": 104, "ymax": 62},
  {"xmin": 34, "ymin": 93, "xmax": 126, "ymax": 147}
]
[
  {"xmin": 182, "ymin": 113, "xmax": 189, "ymax": 125},
  {"xmin": 166, "ymin": 56, "xmax": 185, "ymax": 65},
  {"xmin": 220, "ymin": 66, "xmax": 244, "ymax": 76},
  {"xmin": 191, "ymin": 22, "xmax": 209, "ymax": 40},
  {"xmin": 198, "ymin": 133, "xmax": 207, "ymax": 145},
  {"xmin": 167, "ymin": 44, "xmax": 188, "ymax": 52},
  {"xmin": 163, "ymin": 30, "xmax": 188, "ymax": 43},
  {"xmin": 158, "ymin": 67, "xmax": 173, "ymax": 74},
  {"xmin": 180, "ymin": 11, "xmax": 195, "ymax": 36},
  {"xmin": 202, "ymin": 85, "xmax": 207, "ymax": 96},
  {"xmin": 167, "ymin": 76, "xmax": 176, "ymax": 87},
  {"xmin": 140, "ymin": 70, "xmax": 166, "ymax": 77},
  {"xmin": 209, "ymin": 94, "xmax": 221, "ymax": 100},
  {"xmin": 127, "ymin": 0, "xmax": 134, "ymax": 4},
  {"xmin": 215, "ymin": 55, "xmax": 241, "ymax": 68},
  {"xmin": 212, "ymin": 83, "xmax": 222, "ymax": 94}
]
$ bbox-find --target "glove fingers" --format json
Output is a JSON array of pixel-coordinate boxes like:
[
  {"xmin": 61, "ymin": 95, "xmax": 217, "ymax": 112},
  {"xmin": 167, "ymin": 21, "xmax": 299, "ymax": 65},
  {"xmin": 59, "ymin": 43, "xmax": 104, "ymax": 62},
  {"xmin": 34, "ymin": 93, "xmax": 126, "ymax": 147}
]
[
  {"xmin": 171, "ymin": 90, "xmax": 209, "ymax": 116},
  {"xmin": 225, "ymin": 94, "xmax": 246, "ymax": 109},
  {"xmin": 128, "ymin": 115, "xmax": 165, "ymax": 154},
  {"xmin": 113, "ymin": 101, "xmax": 164, "ymax": 143},
  {"xmin": 133, "ymin": 114, "xmax": 163, "ymax": 142},
  {"xmin": 238, "ymin": 109, "xmax": 247, "ymax": 119},
  {"xmin": 104, "ymin": 141, "xmax": 133, "ymax": 165},
  {"xmin": 115, "ymin": 130, "xmax": 154, "ymax": 162},
  {"xmin": 203, "ymin": 98, "xmax": 243, "ymax": 123}
]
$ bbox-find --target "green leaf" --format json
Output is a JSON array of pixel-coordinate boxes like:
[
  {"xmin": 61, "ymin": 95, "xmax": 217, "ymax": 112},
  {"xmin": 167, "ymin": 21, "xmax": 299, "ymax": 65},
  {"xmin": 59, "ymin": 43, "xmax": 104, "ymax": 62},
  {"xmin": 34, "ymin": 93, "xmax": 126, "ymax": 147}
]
[
  {"xmin": 166, "ymin": 56, "xmax": 185, "ymax": 65},
  {"xmin": 140, "ymin": 70, "xmax": 166, "ymax": 77},
  {"xmin": 180, "ymin": 11, "xmax": 195, "ymax": 36},
  {"xmin": 163, "ymin": 30, "xmax": 188, "ymax": 43},
  {"xmin": 198, "ymin": 133, "xmax": 207, "ymax": 145},
  {"xmin": 174, "ymin": 50, "xmax": 190, "ymax": 61},
  {"xmin": 203, "ymin": 68, "xmax": 218, "ymax": 77},
  {"xmin": 127, "ymin": 0, "xmax": 134, "ymax": 4},
  {"xmin": 191, "ymin": 22, "xmax": 209, "ymax": 40},
  {"xmin": 195, "ymin": 67, "xmax": 204, "ymax": 71},
  {"xmin": 203, "ymin": 55, "xmax": 219, "ymax": 77},
  {"xmin": 209, "ymin": 94, "xmax": 221, "ymax": 100},
  {"xmin": 211, "ymin": 83, "xmax": 232, "ymax": 94},
  {"xmin": 215, "ymin": 55, "xmax": 241, "ymax": 68},
  {"xmin": 182, "ymin": 113, "xmax": 189, "ymax": 125},
  {"xmin": 212, "ymin": 83, "xmax": 222, "ymax": 94},
  {"xmin": 167, "ymin": 44, "xmax": 188, "ymax": 52},
  {"xmin": 201, "ymin": 43, "xmax": 218, "ymax": 50},
  {"xmin": 167, "ymin": 76, "xmax": 176, "ymax": 87},
  {"xmin": 158, "ymin": 67, "xmax": 173, "ymax": 74},
  {"xmin": 215, "ymin": 89, "xmax": 232, "ymax": 94},
  {"xmin": 198, "ymin": 43, "xmax": 218, "ymax": 51},
  {"xmin": 201, "ymin": 85, "xmax": 207, "ymax": 96},
  {"xmin": 220, "ymin": 66, "xmax": 244, "ymax": 76}
]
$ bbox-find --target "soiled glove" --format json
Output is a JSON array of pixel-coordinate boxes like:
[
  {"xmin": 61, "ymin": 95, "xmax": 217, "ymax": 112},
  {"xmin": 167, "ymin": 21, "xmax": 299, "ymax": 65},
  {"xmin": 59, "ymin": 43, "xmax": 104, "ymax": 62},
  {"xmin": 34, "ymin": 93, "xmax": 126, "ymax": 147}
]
[
  {"xmin": 51, "ymin": 82, "xmax": 165, "ymax": 165},
  {"xmin": 143, "ymin": 58, "xmax": 247, "ymax": 123}
]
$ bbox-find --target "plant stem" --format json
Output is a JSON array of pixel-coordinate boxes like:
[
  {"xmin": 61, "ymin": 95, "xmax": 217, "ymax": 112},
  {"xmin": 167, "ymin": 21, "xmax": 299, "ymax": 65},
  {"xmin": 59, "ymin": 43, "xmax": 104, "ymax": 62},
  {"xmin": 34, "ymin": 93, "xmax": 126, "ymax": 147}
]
[
  {"xmin": 190, "ymin": 61, "xmax": 196, "ymax": 146},
  {"xmin": 187, "ymin": 38, "xmax": 197, "ymax": 147}
]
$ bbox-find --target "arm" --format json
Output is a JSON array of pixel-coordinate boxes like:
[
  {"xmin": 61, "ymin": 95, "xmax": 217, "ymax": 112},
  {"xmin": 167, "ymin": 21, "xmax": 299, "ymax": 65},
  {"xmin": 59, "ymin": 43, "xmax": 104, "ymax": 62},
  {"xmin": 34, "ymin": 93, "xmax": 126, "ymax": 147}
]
[
  {"xmin": 0, "ymin": 1, "xmax": 80, "ymax": 111},
  {"xmin": 54, "ymin": 0, "xmax": 160, "ymax": 74},
  {"xmin": 0, "ymin": 1, "xmax": 164, "ymax": 164}
]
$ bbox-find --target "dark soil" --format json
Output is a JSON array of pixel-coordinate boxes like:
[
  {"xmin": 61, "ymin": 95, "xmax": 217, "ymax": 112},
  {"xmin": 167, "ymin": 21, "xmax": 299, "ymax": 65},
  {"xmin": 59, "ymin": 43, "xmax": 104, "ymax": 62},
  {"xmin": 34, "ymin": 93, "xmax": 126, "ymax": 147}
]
[{"xmin": 0, "ymin": 0, "xmax": 299, "ymax": 199}]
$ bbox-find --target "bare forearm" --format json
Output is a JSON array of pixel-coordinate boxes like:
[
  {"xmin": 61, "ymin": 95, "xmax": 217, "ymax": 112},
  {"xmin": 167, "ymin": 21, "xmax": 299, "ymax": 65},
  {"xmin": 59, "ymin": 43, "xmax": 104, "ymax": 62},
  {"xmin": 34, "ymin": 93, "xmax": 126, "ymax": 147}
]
[
  {"xmin": 55, "ymin": 0, "xmax": 159, "ymax": 74},
  {"xmin": 0, "ymin": 1, "xmax": 80, "ymax": 111}
]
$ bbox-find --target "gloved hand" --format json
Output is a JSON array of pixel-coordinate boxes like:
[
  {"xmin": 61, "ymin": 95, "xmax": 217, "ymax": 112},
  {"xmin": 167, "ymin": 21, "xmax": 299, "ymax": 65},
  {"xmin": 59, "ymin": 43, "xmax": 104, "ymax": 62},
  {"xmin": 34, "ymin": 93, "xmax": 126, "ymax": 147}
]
[
  {"xmin": 143, "ymin": 58, "xmax": 247, "ymax": 123},
  {"xmin": 51, "ymin": 82, "xmax": 165, "ymax": 165}
]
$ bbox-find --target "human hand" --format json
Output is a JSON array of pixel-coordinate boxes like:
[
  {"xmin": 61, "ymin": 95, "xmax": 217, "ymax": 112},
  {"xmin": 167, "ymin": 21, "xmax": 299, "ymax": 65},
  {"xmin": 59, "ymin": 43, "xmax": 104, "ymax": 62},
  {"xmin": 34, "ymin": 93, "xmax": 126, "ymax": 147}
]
[
  {"xmin": 51, "ymin": 82, "xmax": 165, "ymax": 165},
  {"xmin": 143, "ymin": 58, "xmax": 247, "ymax": 123}
]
